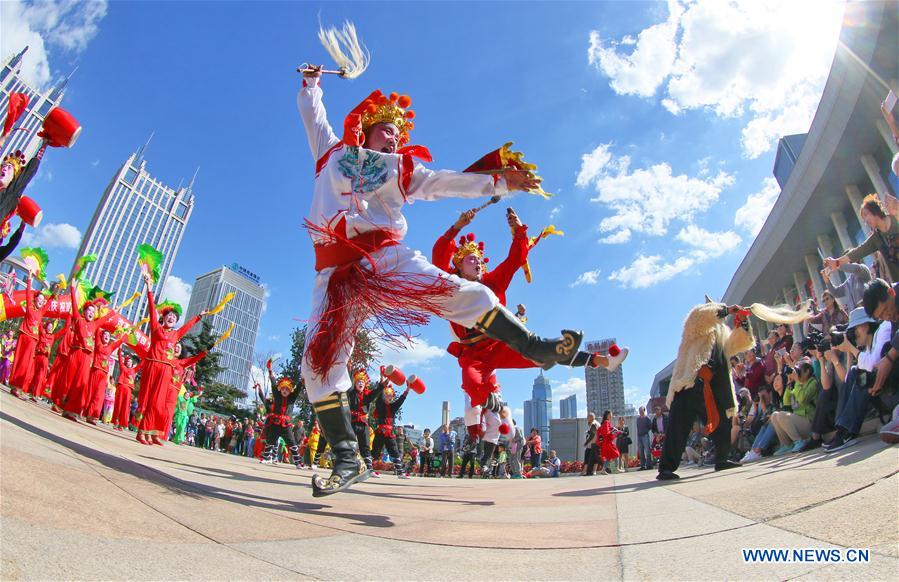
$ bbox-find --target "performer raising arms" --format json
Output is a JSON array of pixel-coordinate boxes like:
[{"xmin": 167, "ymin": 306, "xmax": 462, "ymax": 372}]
[
  {"xmin": 432, "ymin": 207, "xmax": 628, "ymax": 476},
  {"xmin": 298, "ymin": 68, "xmax": 591, "ymax": 497},
  {"xmin": 84, "ymin": 329, "xmax": 129, "ymax": 424},
  {"xmin": 371, "ymin": 383, "xmax": 411, "ymax": 479},
  {"xmin": 257, "ymin": 360, "xmax": 303, "ymax": 467},
  {"xmin": 26, "ymin": 320, "xmax": 64, "ymax": 401},
  {"xmin": 135, "ymin": 269, "xmax": 206, "ymax": 444},
  {"xmin": 8, "ymin": 274, "xmax": 54, "ymax": 398}
]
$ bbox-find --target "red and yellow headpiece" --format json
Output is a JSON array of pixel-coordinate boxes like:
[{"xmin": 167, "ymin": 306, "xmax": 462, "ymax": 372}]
[
  {"xmin": 345, "ymin": 90, "xmax": 416, "ymax": 147},
  {"xmin": 451, "ymin": 232, "xmax": 489, "ymax": 272},
  {"xmin": 352, "ymin": 368, "xmax": 370, "ymax": 386},
  {"xmin": 2, "ymin": 150, "xmax": 26, "ymax": 178},
  {"xmin": 383, "ymin": 385, "xmax": 396, "ymax": 400},
  {"xmin": 277, "ymin": 377, "xmax": 295, "ymax": 392}
]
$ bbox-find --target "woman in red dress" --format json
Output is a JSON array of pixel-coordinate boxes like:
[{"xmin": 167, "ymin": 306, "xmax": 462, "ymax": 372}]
[
  {"xmin": 112, "ymin": 350, "xmax": 141, "ymax": 430},
  {"xmin": 596, "ymin": 410, "xmax": 620, "ymax": 475},
  {"xmin": 9, "ymin": 275, "xmax": 54, "ymax": 397},
  {"xmin": 135, "ymin": 270, "xmax": 205, "ymax": 445},
  {"xmin": 27, "ymin": 320, "xmax": 64, "ymax": 400},
  {"xmin": 155, "ymin": 343, "xmax": 206, "ymax": 443},
  {"xmin": 48, "ymin": 316, "xmax": 73, "ymax": 410},
  {"xmin": 84, "ymin": 329, "xmax": 128, "ymax": 424}
]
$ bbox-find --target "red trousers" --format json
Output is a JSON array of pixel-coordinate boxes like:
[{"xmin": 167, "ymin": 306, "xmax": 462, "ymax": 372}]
[
  {"xmin": 8, "ymin": 333, "xmax": 38, "ymax": 390},
  {"xmin": 61, "ymin": 349, "xmax": 94, "ymax": 416},
  {"xmin": 85, "ymin": 367, "xmax": 109, "ymax": 421},
  {"xmin": 456, "ymin": 339, "xmax": 537, "ymax": 407},
  {"xmin": 112, "ymin": 383, "xmax": 132, "ymax": 428},
  {"xmin": 137, "ymin": 361, "xmax": 173, "ymax": 438},
  {"xmin": 26, "ymin": 354, "xmax": 49, "ymax": 398},
  {"xmin": 48, "ymin": 353, "xmax": 71, "ymax": 406}
]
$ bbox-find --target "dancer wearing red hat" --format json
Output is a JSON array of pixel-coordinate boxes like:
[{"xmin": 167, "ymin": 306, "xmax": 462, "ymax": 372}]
[
  {"xmin": 158, "ymin": 344, "xmax": 207, "ymax": 442},
  {"xmin": 347, "ymin": 368, "xmax": 387, "ymax": 474},
  {"xmin": 134, "ymin": 270, "xmax": 206, "ymax": 444},
  {"xmin": 298, "ymin": 68, "xmax": 590, "ymax": 497},
  {"xmin": 48, "ymin": 314, "xmax": 74, "ymax": 411},
  {"xmin": 371, "ymin": 381, "xmax": 412, "ymax": 479},
  {"xmin": 257, "ymin": 360, "xmax": 303, "ymax": 467},
  {"xmin": 8, "ymin": 275, "xmax": 55, "ymax": 398},
  {"xmin": 112, "ymin": 350, "xmax": 141, "ymax": 430},
  {"xmin": 432, "ymin": 208, "xmax": 629, "ymax": 476}
]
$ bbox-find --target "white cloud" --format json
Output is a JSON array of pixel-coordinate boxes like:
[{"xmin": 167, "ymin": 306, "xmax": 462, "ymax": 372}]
[
  {"xmin": 91, "ymin": 159, "xmax": 100, "ymax": 167},
  {"xmin": 588, "ymin": 0, "xmax": 844, "ymax": 158},
  {"xmin": 21, "ymin": 222, "xmax": 81, "ymax": 249},
  {"xmin": 260, "ymin": 283, "xmax": 271, "ymax": 313},
  {"xmin": 160, "ymin": 275, "xmax": 192, "ymax": 314},
  {"xmin": 376, "ymin": 337, "xmax": 446, "ymax": 368},
  {"xmin": 569, "ymin": 269, "xmax": 602, "ymax": 288},
  {"xmin": 0, "ymin": 0, "xmax": 108, "ymax": 89},
  {"xmin": 608, "ymin": 254, "xmax": 696, "ymax": 289},
  {"xmin": 267, "ymin": 334, "xmax": 281, "ymax": 342},
  {"xmin": 675, "ymin": 224, "xmax": 742, "ymax": 259},
  {"xmin": 577, "ymin": 144, "xmax": 735, "ymax": 241},
  {"xmin": 735, "ymin": 177, "xmax": 781, "ymax": 236},
  {"xmin": 553, "ymin": 376, "xmax": 587, "ymax": 398},
  {"xmin": 549, "ymin": 205, "xmax": 562, "ymax": 220}
]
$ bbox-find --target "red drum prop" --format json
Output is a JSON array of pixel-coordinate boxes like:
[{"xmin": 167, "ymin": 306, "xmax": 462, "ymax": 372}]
[
  {"xmin": 381, "ymin": 365, "xmax": 406, "ymax": 385},
  {"xmin": 16, "ymin": 196, "xmax": 42, "ymax": 227},
  {"xmin": 39, "ymin": 107, "xmax": 82, "ymax": 148},
  {"xmin": 407, "ymin": 375, "xmax": 426, "ymax": 395}
]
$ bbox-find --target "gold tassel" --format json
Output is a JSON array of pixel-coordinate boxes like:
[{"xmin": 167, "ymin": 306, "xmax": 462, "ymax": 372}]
[
  {"xmin": 207, "ymin": 292, "xmax": 235, "ymax": 315},
  {"xmin": 212, "ymin": 322, "xmax": 235, "ymax": 349}
]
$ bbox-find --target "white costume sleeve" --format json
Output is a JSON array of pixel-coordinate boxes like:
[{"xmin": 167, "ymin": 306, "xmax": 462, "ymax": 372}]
[
  {"xmin": 296, "ymin": 80, "xmax": 340, "ymax": 161},
  {"xmin": 406, "ymin": 164, "xmax": 509, "ymax": 202},
  {"xmin": 857, "ymin": 321, "xmax": 892, "ymax": 372}
]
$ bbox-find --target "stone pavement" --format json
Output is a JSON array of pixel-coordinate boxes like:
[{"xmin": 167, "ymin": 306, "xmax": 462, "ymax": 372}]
[{"xmin": 1, "ymin": 389, "xmax": 897, "ymax": 581}]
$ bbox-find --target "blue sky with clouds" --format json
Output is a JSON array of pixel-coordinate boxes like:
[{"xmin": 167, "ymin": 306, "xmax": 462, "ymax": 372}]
[{"xmin": 2, "ymin": 0, "xmax": 845, "ymax": 429}]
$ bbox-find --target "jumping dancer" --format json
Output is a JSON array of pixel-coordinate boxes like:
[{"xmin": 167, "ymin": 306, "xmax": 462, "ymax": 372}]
[{"xmin": 347, "ymin": 368, "xmax": 387, "ymax": 473}]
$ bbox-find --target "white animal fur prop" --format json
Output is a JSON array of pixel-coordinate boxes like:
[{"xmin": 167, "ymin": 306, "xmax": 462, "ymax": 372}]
[
  {"xmin": 317, "ymin": 21, "xmax": 370, "ymax": 79},
  {"xmin": 666, "ymin": 301, "xmax": 810, "ymax": 410}
]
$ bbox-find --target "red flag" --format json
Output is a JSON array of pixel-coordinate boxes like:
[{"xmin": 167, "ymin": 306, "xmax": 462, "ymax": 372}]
[{"xmin": 2, "ymin": 92, "xmax": 29, "ymax": 138}]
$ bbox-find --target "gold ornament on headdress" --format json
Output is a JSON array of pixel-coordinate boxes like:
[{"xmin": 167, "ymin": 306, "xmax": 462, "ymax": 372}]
[
  {"xmin": 2, "ymin": 150, "xmax": 26, "ymax": 178},
  {"xmin": 352, "ymin": 368, "xmax": 370, "ymax": 385},
  {"xmin": 277, "ymin": 377, "xmax": 296, "ymax": 393},
  {"xmin": 359, "ymin": 92, "xmax": 416, "ymax": 146},
  {"xmin": 451, "ymin": 233, "xmax": 487, "ymax": 272}
]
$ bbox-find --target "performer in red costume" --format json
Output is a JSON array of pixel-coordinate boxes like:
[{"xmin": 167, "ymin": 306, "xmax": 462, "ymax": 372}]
[
  {"xmin": 26, "ymin": 320, "xmax": 64, "ymax": 401},
  {"xmin": 432, "ymin": 207, "xmax": 629, "ymax": 474},
  {"xmin": 298, "ymin": 65, "xmax": 593, "ymax": 497},
  {"xmin": 48, "ymin": 315, "xmax": 74, "ymax": 411},
  {"xmin": 60, "ymin": 284, "xmax": 118, "ymax": 421},
  {"xmin": 84, "ymin": 329, "xmax": 128, "ymax": 424},
  {"xmin": 156, "ymin": 343, "xmax": 206, "ymax": 443},
  {"xmin": 135, "ymin": 269, "xmax": 206, "ymax": 445},
  {"xmin": 112, "ymin": 350, "xmax": 141, "ymax": 430},
  {"xmin": 8, "ymin": 274, "xmax": 54, "ymax": 398}
]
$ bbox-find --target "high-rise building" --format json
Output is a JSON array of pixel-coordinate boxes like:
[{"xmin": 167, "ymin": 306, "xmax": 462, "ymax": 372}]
[
  {"xmin": 184, "ymin": 264, "xmax": 265, "ymax": 392},
  {"xmin": 74, "ymin": 145, "xmax": 195, "ymax": 323},
  {"xmin": 1, "ymin": 46, "xmax": 72, "ymax": 162},
  {"xmin": 560, "ymin": 394, "xmax": 577, "ymax": 419},
  {"xmin": 523, "ymin": 399, "xmax": 534, "ymax": 432},
  {"xmin": 585, "ymin": 339, "xmax": 626, "ymax": 418},
  {"xmin": 550, "ymin": 418, "xmax": 587, "ymax": 462},
  {"xmin": 530, "ymin": 371, "xmax": 553, "ymax": 450}
]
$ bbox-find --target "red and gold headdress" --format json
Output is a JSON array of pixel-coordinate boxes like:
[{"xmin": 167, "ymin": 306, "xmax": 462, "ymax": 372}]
[
  {"xmin": 451, "ymin": 232, "xmax": 489, "ymax": 272},
  {"xmin": 2, "ymin": 150, "xmax": 26, "ymax": 178},
  {"xmin": 344, "ymin": 90, "xmax": 415, "ymax": 147},
  {"xmin": 352, "ymin": 368, "xmax": 370, "ymax": 386},
  {"xmin": 277, "ymin": 377, "xmax": 296, "ymax": 393},
  {"xmin": 383, "ymin": 385, "xmax": 396, "ymax": 400}
]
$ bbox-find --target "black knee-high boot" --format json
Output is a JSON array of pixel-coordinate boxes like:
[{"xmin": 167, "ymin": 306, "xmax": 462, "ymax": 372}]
[
  {"xmin": 480, "ymin": 441, "xmax": 497, "ymax": 478},
  {"xmin": 475, "ymin": 306, "xmax": 583, "ymax": 369},
  {"xmin": 311, "ymin": 392, "xmax": 368, "ymax": 497},
  {"xmin": 261, "ymin": 443, "xmax": 275, "ymax": 464}
]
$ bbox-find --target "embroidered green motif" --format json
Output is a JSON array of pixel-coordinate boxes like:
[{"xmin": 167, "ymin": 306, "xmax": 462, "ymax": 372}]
[{"xmin": 338, "ymin": 147, "xmax": 389, "ymax": 194}]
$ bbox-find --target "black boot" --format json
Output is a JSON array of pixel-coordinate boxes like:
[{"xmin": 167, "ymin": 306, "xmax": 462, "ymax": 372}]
[
  {"xmin": 310, "ymin": 392, "xmax": 369, "ymax": 497},
  {"xmin": 484, "ymin": 392, "xmax": 506, "ymax": 414},
  {"xmin": 289, "ymin": 444, "xmax": 303, "ymax": 468},
  {"xmin": 260, "ymin": 444, "xmax": 275, "ymax": 464},
  {"xmin": 480, "ymin": 442, "xmax": 496, "ymax": 478},
  {"xmin": 475, "ymin": 306, "xmax": 583, "ymax": 368}
]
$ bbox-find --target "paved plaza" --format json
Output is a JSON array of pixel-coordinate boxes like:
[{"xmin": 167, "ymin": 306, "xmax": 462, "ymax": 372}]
[{"xmin": 1, "ymin": 389, "xmax": 897, "ymax": 581}]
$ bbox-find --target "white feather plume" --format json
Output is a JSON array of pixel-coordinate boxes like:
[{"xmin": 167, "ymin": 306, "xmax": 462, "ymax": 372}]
[{"xmin": 318, "ymin": 21, "xmax": 370, "ymax": 79}]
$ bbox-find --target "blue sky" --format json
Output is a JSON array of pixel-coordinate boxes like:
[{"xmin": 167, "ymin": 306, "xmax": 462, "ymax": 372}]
[{"xmin": 2, "ymin": 0, "xmax": 845, "ymax": 430}]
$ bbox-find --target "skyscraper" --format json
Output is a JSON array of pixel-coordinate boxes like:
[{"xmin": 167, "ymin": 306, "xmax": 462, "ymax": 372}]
[
  {"xmin": 184, "ymin": 263, "xmax": 265, "ymax": 391},
  {"xmin": 585, "ymin": 339, "xmax": 626, "ymax": 417},
  {"xmin": 74, "ymin": 145, "xmax": 195, "ymax": 323},
  {"xmin": 530, "ymin": 371, "xmax": 553, "ymax": 450},
  {"xmin": 560, "ymin": 394, "xmax": 577, "ymax": 419},
  {"xmin": 0, "ymin": 46, "xmax": 69, "ymax": 160},
  {"xmin": 1, "ymin": 46, "xmax": 73, "ymax": 162}
]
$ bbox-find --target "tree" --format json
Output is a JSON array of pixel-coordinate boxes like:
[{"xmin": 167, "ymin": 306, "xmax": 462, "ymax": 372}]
[
  {"xmin": 278, "ymin": 325, "xmax": 381, "ymax": 427},
  {"xmin": 182, "ymin": 319, "xmax": 247, "ymax": 415}
]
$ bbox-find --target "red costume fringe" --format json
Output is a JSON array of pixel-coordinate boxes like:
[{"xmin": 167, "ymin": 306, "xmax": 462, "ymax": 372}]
[{"xmin": 305, "ymin": 219, "xmax": 456, "ymax": 379}]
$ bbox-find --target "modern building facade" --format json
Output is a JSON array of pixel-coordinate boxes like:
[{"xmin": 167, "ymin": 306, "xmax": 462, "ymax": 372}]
[
  {"xmin": 585, "ymin": 339, "xmax": 626, "ymax": 417},
  {"xmin": 560, "ymin": 394, "xmax": 577, "ymax": 419},
  {"xmin": 524, "ymin": 371, "xmax": 553, "ymax": 449},
  {"xmin": 73, "ymin": 147, "xmax": 195, "ymax": 324},
  {"xmin": 184, "ymin": 264, "xmax": 264, "ymax": 391},
  {"xmin": 1, "ymin": 46, "xmax": 71, "ymax": 162},
  {"xmin": 550, "ymin": 418, "xmax": 587, "ymax": 462},
  {"xmin": 652, "ymin": 0, "xmax": 897, "ymax": 403}
]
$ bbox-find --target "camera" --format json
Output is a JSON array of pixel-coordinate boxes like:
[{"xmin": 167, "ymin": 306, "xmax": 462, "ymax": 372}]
[{"xmin": 829, "ymin": 323, "xmax": 855, "ymax": 350}]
